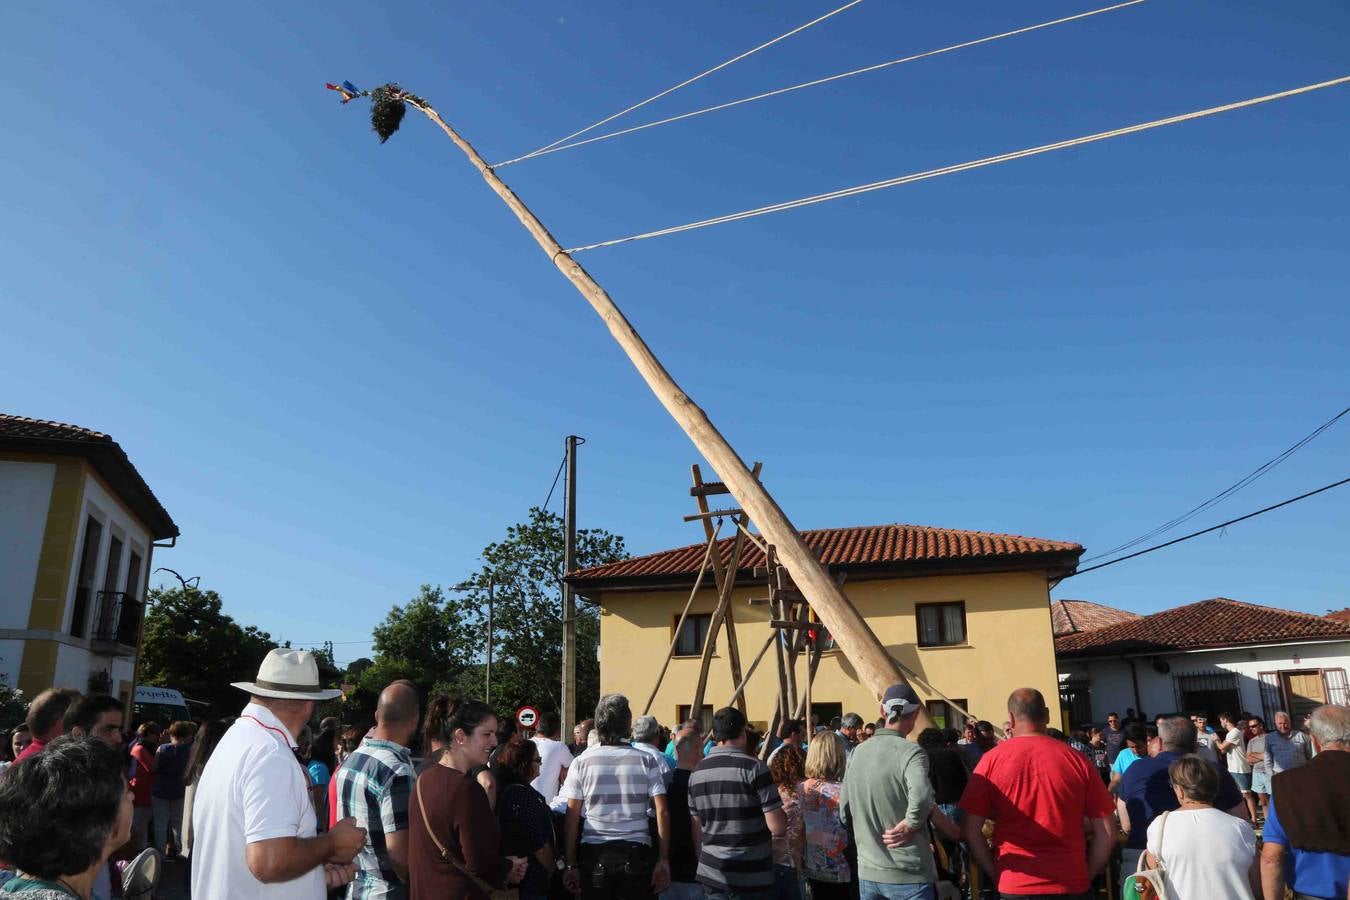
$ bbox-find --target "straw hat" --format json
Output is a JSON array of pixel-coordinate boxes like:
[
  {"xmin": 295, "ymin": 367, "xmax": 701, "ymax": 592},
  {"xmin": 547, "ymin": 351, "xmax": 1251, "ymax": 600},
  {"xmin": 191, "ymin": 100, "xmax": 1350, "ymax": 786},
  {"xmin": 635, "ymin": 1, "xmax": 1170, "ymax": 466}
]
[{"xmin": 231, "ymin": 649, "xmax": 342, "ymax": 701}]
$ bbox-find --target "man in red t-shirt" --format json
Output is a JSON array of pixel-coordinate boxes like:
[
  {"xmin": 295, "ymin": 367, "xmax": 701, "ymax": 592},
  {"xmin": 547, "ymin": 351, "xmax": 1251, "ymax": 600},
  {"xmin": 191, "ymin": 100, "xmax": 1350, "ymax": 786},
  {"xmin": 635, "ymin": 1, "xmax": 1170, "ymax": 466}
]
[
  {"xmin": 12, "ymin": 686, "xmax": 81, "ymax": 765},
  {"xmin": 959, "ymin": 688, "xmax": 1115, "ymax": 899}
]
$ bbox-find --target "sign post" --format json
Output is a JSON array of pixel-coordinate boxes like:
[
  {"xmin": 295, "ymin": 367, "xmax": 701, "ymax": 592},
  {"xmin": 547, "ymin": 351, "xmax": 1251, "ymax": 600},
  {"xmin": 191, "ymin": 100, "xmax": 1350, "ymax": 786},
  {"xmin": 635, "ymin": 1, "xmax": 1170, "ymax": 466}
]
[{"xmin": 516, "ymin": 705, "xmax": 539, "ymax": 731}]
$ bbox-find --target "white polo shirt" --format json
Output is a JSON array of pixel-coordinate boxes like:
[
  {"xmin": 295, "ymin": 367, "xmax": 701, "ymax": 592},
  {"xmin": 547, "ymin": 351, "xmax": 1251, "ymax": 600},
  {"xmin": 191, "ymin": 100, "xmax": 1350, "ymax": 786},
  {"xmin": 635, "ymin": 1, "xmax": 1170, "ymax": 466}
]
[
  {"xmin": 191, "ymin": 702, "xmax": 324, "ymax": 900},
  {"xmin": 530, "ymin": 735, "xmax": 573, "ymax": 803}
]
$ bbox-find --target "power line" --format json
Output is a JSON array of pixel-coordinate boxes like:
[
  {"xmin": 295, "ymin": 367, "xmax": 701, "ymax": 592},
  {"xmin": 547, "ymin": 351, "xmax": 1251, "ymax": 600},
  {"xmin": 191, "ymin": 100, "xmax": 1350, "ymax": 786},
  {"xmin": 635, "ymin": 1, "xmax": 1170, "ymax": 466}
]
[
  {"xmin": 496, "ymin": 0, "xmax": 1147, "ymax": 167},
  {"xmin": 1064, "ymin": 475, "xmax": 1350, "ymax": 579},
  {"xmin": 564, "ymin": 74, "xmax": 1350, "ymax": 253},
  {"xmin": 500, "ymin": 0, "xmax": 866, "ymax": 165},
  {"xmin": 1080, "ymin": 404, "xmax": 1349, "ymax": 563},
  {"xmin": 541, "ymin": 452, "xmax": 567, "ymax": 512}
]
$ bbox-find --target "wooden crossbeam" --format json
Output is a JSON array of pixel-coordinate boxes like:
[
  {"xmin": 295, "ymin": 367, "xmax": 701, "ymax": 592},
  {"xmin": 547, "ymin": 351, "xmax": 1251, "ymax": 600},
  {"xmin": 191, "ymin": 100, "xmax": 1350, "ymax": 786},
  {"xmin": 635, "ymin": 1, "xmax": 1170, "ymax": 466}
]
[{"xmin": 683, "ymin": 507, "xmax": 744, "ymax": 522}]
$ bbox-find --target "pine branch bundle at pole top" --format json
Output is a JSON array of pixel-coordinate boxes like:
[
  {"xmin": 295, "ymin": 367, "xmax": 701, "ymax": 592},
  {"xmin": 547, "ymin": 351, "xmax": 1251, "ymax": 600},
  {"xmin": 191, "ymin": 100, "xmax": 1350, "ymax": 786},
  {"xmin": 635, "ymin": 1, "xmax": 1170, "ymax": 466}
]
[{"xmin": 325, "ymin": 79, "xmax": 933, "ymax": 730}]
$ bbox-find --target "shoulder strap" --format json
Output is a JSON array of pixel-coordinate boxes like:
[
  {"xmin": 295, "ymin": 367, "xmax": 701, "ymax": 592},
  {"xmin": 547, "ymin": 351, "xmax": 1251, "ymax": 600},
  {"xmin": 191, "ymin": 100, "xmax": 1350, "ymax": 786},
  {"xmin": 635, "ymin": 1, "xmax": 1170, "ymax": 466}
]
[
  {"xmin": 415, "ymin": 773, "xmax": 501, "ymax": 894},
  {"xmin": 1154, "ymin": 810, "xmax": 1170, "ymax": 875}
]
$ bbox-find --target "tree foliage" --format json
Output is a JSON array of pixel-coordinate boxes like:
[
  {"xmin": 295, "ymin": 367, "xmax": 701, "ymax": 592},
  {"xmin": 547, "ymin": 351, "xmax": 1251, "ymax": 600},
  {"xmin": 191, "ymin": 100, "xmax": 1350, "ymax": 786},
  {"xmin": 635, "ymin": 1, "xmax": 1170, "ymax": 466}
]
[
  {"xmin": 139, "ymin": 585, "xmax": 280, "ymax": 716},
  {"xmin": 360, "ymin": 508, "xmax": 626, "ymax": 724}
]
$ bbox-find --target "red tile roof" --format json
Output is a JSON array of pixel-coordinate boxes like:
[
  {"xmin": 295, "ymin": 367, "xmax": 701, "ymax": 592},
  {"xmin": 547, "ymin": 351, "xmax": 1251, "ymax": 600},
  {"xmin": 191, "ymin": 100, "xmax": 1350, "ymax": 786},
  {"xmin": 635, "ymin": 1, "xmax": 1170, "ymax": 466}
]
[
  {"xmin": 1050, "ymin": 599, "xmax": 1142, "ymax": 636},
  {"xmin": 0, "ymin": 414, "xmax": 178, "ymax": 541},
  {"xmin": 1328, "ymin": 608, "xmax": 1350, "ymax": 623},
  {"xmin": 569, "ymin": 523, "xmax": 1082, "ymax": 589},
  {"xmin": 1055, "ymin": 597, "xmax": 1350, "ymax": 656}
]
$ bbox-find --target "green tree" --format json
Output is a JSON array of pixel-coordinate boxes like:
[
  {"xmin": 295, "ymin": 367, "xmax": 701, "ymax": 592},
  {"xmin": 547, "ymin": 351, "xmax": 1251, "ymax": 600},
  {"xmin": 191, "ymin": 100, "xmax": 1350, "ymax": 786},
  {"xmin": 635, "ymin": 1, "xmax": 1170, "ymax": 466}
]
[
  {"xmin": 139, "ymin": 585, "xmax": 279, "ymax": 716},
  {"xmin": 358, "ymin": 585, "xmax": 471, "ymax": 706},
  {"xmin": 451, "ymin": 507, "xmax": 626, "ymax": 720}
]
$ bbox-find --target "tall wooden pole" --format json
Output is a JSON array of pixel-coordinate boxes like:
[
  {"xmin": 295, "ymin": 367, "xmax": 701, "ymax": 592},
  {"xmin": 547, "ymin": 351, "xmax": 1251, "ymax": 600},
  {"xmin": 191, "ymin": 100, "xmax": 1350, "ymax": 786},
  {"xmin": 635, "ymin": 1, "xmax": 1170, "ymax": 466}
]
[
  {"xmin": 398, "ymin": 95, "xmax": 928, "ymax": 724},
  {"xmin": 562, "ymin": 435, "xmax": 579, "ymax": 733}
]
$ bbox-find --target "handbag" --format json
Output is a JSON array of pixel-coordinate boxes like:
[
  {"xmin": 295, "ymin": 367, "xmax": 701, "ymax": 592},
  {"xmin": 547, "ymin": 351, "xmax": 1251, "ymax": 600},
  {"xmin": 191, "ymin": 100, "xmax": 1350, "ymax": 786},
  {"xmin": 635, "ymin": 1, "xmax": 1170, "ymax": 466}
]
[
  {"xmin": 415, "ymin": 777, "xmax": 519, "ymax": 900},
  {"xmin": 1122, "ymin": 810, "xmax": 1170, "ymax": 900}
]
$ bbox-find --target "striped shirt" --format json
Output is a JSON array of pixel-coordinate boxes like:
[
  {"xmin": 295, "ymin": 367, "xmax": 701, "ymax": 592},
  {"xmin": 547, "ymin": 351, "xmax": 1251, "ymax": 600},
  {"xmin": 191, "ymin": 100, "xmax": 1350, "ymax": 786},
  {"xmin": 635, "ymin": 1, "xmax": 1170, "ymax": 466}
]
[
  {"xmin": 336, "ymin": 738, "xmax": 414, "ymax": 900},
  {"xmin": 688, "ymin": 746, "xmax": 782, "ymax": 893},
  {"xmin": 558, "ymin": 744, "xmax": 666, "ymax": 845}
]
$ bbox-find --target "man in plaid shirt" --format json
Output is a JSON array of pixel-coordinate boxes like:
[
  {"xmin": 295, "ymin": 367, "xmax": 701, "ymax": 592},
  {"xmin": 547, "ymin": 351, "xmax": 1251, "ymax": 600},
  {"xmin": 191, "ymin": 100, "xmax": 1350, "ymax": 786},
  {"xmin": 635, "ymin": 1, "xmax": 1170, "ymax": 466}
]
[{"xmin": 337, "ymin": 680, "xmax": 420, "ymax": 899}]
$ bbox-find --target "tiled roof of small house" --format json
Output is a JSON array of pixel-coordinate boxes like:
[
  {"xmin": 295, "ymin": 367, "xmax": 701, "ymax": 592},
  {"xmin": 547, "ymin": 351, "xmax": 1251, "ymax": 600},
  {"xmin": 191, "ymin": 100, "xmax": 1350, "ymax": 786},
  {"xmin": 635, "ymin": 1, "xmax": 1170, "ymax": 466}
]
[
  {"xmin": 1050, "ymin": 599, "xmax": 1142, "ymax": 636},
  {"xmin": 0, "ymin": 414, "xmax": 178, "ymax": 540},
  {"xmin": 1055, "ymin": 597, "xmax": 1350, "ymax": 656},
  {"xmin": 569, "ymin": 523, "xmax": 1082, "ymax": 591}
]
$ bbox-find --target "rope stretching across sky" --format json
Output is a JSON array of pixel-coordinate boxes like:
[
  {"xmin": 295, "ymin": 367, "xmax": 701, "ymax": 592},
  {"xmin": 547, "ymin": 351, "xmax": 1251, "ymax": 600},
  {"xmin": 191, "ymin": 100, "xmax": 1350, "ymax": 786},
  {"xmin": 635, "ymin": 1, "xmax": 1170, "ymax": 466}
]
[
  {"xmin": 563, "ymin": 75, "xmax": 1350, "ymax": 253},
  {"xmin": 507, "ymin": 0, "xmax": 867, "ymax": 164},
  {"xmin": 494, "ymin": 0, "xmax": 1149, "ymax": 168}
]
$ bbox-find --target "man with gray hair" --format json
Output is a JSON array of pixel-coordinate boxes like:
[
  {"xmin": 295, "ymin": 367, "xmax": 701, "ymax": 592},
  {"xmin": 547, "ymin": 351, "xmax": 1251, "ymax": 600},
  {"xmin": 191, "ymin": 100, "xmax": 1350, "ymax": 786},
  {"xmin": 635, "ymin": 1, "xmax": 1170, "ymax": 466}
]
[
  {"xmin": 1264, "ymin": 710, "xmax": 1311, "ymax": 788},
  {"xmin": 560, "ymin": 694, "xmax": 672, "ymax": 898},
  {"xmin": 837, "ymin": 712, "xmax": 864, "ymax": 760},
  {"xmin": 1118, "ymin": 714, "xmax": 1247, "ymax": 873},
  {"xmin": 632, "ymin": 713, "xmax": 673, "ymax": 777},
  {"xmin": 1259, "ymin": 704, "xmax": 1350, "ymax": 900}
]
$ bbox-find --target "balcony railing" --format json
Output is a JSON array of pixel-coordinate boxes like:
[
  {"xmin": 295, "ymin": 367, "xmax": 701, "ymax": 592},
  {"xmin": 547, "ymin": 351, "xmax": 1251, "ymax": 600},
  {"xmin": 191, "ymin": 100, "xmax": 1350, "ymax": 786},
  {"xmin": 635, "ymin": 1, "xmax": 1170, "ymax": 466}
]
[{"xmin": 91, "ymin": 591, "xmax": 143, "ymax": 648}]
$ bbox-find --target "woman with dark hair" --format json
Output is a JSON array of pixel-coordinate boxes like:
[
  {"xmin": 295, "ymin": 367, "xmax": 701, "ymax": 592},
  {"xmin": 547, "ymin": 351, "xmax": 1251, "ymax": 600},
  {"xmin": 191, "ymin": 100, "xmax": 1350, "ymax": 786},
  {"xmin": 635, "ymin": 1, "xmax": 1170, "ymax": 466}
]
[
  {"xmin": 491, "ymin": 739, "xmax": 556, "ymax": 900},
  {"xmin": 308, "ymin": 726, "xmax": 339, "ymax": 830},
  {"xmin": 0, "ymin": 736, "xmax": 133, "ymax": 899},
  {"xmin": 181, "ymin": 718, "xmax": 231, "ymax": 863},
  {"xmin": 408, "ymin": 698, "xmax": 526, "ymax": 900},
  {"xmin": 768, "ymin": 742, "xmax": 806, "ymax": 899},
  {"xmin": 417, "ymin": 695, "xmax": 453, "ymax": 776},
  {"xmin": 0, "ymin": 726, "xmax": 31, "ymax": 772}
]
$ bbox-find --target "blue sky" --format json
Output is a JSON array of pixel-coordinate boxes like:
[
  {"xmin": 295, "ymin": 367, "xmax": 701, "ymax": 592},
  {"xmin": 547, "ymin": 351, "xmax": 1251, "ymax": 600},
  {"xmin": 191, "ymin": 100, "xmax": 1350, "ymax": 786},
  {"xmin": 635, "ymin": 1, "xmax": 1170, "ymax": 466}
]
[{"xmin": 3, "ymin": 0, "xmax": 1346, "ymax": 665}]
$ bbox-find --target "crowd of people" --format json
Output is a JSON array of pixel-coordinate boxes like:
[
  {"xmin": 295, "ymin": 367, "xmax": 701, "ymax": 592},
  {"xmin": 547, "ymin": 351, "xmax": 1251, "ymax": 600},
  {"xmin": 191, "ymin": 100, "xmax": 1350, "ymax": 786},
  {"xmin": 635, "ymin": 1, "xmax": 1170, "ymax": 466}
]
[{"xmin": 0, "ymin": 647, "xmax": 1347, "ymax": 900}]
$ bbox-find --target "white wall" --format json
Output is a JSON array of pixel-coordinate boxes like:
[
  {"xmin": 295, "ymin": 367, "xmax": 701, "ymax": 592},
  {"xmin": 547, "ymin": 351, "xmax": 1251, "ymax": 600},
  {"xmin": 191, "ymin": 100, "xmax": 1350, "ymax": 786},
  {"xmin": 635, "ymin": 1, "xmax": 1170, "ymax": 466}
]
[
  {"xmin": 53, "ymin": 641, "xmax": 92, "ymax": 692},
  {"xmin": 1062, "ymin": 640, "xmax": 1350, "ymax": 722},
  {"xmin": 0, "ymin": 461, "xmax": 55, "ymax": 629},
  {"xmin": 111, "ymin": 656, "xmax": 136, "ymax": 699}
]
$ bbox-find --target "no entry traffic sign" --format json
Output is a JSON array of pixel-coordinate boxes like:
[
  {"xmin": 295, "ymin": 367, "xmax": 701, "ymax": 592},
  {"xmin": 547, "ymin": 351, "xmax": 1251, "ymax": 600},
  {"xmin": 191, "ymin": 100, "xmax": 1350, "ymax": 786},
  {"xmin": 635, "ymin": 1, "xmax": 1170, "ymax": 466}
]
[{"xmin": 516, "ymin": 705, "xmax": 539, "ymax": 729}]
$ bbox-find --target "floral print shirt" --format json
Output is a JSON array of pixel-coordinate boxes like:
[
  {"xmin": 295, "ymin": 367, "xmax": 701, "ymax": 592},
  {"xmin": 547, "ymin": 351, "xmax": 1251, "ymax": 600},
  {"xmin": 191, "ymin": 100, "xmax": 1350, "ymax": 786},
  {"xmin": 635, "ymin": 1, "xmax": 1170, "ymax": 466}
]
[
  {"xmin": 800, "ymin": 778, "xmax": 850, "ymax": 883},
  {"xmin": 773, "ymin": 785, "xmax": 803, "ymax": 868}
]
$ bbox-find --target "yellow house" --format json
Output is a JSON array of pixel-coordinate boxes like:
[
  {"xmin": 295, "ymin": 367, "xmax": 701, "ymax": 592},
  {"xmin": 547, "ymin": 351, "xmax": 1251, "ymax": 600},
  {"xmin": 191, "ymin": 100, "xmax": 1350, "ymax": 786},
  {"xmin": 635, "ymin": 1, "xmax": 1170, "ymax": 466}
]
[
  {"xmin": 568, "ymin": 523, "xmax": 1082, "ymax": 731},
  {"xmin": 0, "ymin": 414, "xmax": 178, "ymax": 706}
]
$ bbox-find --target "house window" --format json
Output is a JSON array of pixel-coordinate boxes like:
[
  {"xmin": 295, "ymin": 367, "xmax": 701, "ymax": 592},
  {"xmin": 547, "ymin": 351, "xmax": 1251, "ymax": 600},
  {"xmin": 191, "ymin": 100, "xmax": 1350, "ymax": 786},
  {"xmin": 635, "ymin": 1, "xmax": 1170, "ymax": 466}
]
[
  {"xmin": 125, "ymin": 550, "xmax": 143, "ymax": 602},
  {"xmin": 916, "ymin": 602, "xmax": 966, "ymax": 647},
  {"xmin": 1059, "ymin": 677, "xmax": 1093, "ymax": 729},
  {"xmin": 1173, "ymin": 671, "xmax": 1241, "ymax": 723},
  {"xmin": 70, "ymin": 516, "xmax": 104, "ymax": 638},
  {"xmin": 676, "ymin": 704, "xmax": 715, "ymax": 734},
  {"xmin": 926, "ymin": 698, "xmax": 968, "ymax": 730},
  {"xmin": 674, "ymin": 614, "xmax": 713, "ymax": 657}
]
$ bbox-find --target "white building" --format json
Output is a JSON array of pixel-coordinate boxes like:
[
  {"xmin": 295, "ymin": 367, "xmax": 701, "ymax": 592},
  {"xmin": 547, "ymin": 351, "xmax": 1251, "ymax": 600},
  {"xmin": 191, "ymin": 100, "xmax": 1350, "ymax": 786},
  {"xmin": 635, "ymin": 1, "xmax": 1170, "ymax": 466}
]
[
  {"xmin": 1056, "ymin": 597, "xmax": 1350, "ymax": 726},
  {"xmin": 0, "ymin": 414, "xmax": 178, "ymax": 706}
]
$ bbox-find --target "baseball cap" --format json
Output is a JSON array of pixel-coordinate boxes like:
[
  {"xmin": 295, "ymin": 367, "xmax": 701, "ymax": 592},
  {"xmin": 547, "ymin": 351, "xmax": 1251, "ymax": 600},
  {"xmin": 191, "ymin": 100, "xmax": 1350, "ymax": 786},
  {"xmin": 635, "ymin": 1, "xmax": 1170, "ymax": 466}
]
[{"xmin": 881, "ymin": 683, "xmax": 922, "ymax": 719}]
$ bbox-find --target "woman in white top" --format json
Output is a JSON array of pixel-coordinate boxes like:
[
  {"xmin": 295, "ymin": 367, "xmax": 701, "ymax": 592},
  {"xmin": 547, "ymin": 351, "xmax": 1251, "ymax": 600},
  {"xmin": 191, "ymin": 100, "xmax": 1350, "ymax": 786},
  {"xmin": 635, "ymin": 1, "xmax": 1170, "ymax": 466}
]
[{"xmin": 1144, "ymin": 756, "xmax": 1258, "ymax": 900}]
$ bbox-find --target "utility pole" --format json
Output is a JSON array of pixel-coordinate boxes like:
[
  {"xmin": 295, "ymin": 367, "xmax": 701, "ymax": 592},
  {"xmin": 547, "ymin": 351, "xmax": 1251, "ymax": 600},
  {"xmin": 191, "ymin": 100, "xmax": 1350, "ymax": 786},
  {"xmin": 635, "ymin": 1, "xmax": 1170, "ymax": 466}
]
[
  {"xmin": 330, "ymin": 86, "xmax": 931, "ymax": 730},
  {"xmin": 561, "ymin": 435, "xmax": 580, "ymax": 734}
]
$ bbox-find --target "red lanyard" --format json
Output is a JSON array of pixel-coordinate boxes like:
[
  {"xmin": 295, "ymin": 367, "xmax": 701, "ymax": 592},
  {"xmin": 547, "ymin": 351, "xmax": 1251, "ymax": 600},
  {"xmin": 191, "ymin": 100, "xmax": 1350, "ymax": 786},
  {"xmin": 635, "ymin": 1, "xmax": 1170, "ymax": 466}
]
[{"xmin": 243, "ymin": 715, "xmax": 294, "ymax": 746}]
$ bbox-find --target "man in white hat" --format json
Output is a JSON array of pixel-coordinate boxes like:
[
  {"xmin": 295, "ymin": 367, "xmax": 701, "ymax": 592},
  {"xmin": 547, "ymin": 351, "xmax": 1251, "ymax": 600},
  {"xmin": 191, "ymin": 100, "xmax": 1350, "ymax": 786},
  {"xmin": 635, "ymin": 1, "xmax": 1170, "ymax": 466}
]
[{"xmin": 192, "ymin": 648, "xmax": 367, "ymax": 899}]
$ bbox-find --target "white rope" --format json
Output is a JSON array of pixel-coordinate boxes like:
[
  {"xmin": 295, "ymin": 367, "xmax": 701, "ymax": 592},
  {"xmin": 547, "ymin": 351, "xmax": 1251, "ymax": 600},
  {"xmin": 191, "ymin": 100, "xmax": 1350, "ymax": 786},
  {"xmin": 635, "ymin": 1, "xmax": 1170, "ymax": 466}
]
[
  {"xmin": 497, "ymin": 0, "xmax": 1147, "ymax": 167},
  {"xmin": 499, "ymin": 0, "xmax": 865, "ymax": 166},
  {"xmin": 565, "ymin": 74, "xmax": 1350, "ymax": 253}
]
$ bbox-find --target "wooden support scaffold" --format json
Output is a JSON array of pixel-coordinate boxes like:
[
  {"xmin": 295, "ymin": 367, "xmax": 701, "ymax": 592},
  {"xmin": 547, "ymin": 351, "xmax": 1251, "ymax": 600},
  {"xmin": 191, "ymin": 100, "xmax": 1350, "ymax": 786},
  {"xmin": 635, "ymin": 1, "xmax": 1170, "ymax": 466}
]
[{"xmin": 643, "ymin": 462, "xmax": 858, "ymax": 755}]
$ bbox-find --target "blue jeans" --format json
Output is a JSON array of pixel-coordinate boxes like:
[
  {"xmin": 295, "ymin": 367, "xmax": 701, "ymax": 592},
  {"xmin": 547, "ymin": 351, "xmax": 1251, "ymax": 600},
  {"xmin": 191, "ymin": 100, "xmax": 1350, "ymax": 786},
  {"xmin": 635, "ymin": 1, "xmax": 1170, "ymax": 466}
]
[
  {"xmin": 660, "ymin": 884, "xmax": 704, "ymax": 900},
  {"xmin": 773, "ymin": 865, "xmax": 803, "ymax": 899},
  {"xmin": 858, "ymin": 883, "xmax": 936, "ymax": 900}
]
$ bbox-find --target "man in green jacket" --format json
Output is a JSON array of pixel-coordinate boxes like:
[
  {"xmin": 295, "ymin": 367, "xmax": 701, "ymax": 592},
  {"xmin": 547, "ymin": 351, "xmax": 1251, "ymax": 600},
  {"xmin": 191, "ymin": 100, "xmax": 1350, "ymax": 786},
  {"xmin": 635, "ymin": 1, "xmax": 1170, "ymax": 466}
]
[{"xmin": 839, "ymin": 683, "xmax": 938, "ymax": 900}]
